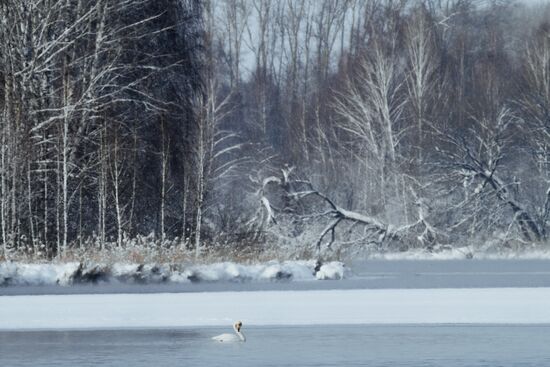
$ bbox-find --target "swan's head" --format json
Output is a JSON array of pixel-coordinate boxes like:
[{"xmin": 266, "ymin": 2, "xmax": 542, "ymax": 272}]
[{"xmin": 234, "ymin": 321, "xmax": 243, "ymax": 332}]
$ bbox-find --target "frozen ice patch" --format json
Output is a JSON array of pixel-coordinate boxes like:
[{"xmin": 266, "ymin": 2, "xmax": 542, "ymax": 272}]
[{"xmin": 1, "ymin": 287, "xmax": 550, "ymax": 330}]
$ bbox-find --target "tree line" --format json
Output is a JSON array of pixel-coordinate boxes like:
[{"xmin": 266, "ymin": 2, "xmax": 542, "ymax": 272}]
[{"xmin": 1, "ymin": 0, "xmax": 549, "ymax": 260}]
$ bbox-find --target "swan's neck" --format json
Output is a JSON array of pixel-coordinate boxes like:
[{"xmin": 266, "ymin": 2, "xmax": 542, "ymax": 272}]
[
  {"xmin": 237, "ymin": 331, "xmax": 246, "ymax": 341},
  {"xmin": 233, "ymin": 325, "xmax": 246, "ymax": 341}
]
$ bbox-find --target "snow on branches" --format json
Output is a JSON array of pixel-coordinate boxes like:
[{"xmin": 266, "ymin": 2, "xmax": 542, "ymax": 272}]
[{"xmin": 256, "ymin": 167, "xmax": 439, "ymax": 256}]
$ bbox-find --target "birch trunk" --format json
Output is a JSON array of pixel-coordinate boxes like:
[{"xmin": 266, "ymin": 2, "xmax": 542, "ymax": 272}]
[
  {"xmin": 195, "ymin": 126, "xmax": 205, "ymax": 259},
  {"xmin": 27, "ymin": 161, "xmax": 35, "ymax": 253},
  {"xmin": 160, "ymin": 119, "xmax": 168, "ymax": 243},
  {"xmin": 113, "ymin": 129, "xmax": 123, "ymax": 248},
  {"xmin": 1, "ymin": 129, "xmax": 6, "ymax": 257},
  {"xmin": 62, "ymin": 71, "xmax": 69, "ymax": 258}
]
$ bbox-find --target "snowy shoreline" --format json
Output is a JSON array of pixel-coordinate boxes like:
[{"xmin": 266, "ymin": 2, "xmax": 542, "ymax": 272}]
[
  {"xmin": 1, "ymin": 288, "xmax": 550, "ymax": 330},
  {"xmin": 0, "ymin": 260, "xmax": 348, "ymax": 287},
  {"xmin": 367, "ymin": 246, "xmax": 550, "ymax": 260},
  {"xmin": 4, "ymin": 247, "xmax": 550, "ymax": 287}
]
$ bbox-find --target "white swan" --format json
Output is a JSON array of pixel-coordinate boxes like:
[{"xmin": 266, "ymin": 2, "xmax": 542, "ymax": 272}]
[{"xmin": 212, "ymin": 321, "xmax": 246, "ymax": 342}]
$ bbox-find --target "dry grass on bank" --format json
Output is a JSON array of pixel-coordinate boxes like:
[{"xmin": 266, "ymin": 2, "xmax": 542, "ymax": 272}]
[{"xmin": 0, "ymin": 240, "xmax": 338, "ymax": 265}]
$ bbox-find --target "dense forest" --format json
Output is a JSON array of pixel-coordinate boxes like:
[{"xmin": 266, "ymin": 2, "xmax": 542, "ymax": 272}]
[{"xmin": 1, "ymin": 0, "xmax": 550, "ymax": 261}]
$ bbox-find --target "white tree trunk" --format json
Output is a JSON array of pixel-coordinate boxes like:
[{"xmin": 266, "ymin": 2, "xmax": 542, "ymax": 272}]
[
  {"xmin": 56, "ymin": 136, "xmax": 61, "ymax": 256},
  {"xmin": 43, "ymin": 167, "xmax": 48, "ymax": 254},
  {"xmin": 195, "ymin": 128, "xmax": 205, "ymax": 260},
  {"xmin": 160, "ymin": 120, "xmax": 168, "ymax": 244},
  {"xmin": 27, "ymin": 161, "xmax": 35, "ymax": 253},
  {"xmin": 182, "ymin": 176, "xmax": 188, "ymax": 247},
  {"xmin": 62, "ymin": 103, "xmax": 69, "ymax": 257},
  {"xmin": 1, "ymin": 130, "xmax": 6, "ymax": 257},
  {"xmin": 113, "ymin": 131, "xmax": 123, "ymax": 248},
  {"xmin": 98, "ymin": 127, "xmax": 106, "ymax": 250}
]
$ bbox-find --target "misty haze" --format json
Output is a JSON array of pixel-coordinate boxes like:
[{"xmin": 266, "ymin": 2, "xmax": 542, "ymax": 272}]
[{"xmin": 1, "ymin": 0, "xmax": 550, "ymax": 366}]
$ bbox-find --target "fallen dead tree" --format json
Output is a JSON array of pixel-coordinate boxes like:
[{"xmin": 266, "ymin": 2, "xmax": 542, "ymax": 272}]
[
  {"xmin": 255, "ymin": 168, "xmax": 440, "ymax": 254},
  {"xmin": 434, "ymin": 107, "xmax": 549, "ymax": 243}
]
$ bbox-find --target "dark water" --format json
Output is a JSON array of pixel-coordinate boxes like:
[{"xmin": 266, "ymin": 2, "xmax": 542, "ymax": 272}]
[
  {"xmin": 1, "ymin": 325, "xmax": 549, "ymax": 367},
  {"xmin": 3, "ymin": 259, "xmax": 550, "ymax": 296}
]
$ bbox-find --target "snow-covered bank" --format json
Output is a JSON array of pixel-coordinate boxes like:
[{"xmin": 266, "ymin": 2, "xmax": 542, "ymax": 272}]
[
  {"xmin": 366, "ymin": 245, "xmax": 550, "ymax": 260},
  {"xmin": 1, "ymin": 288, "xmax": 550, "ymax": 330},
  {"xmin": 0, "ymin": 260, "xmax": 348, "ymax": 287}
]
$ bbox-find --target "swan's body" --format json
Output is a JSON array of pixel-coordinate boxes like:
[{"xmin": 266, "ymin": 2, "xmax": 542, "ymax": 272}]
[{"xmin": 212, "ymin": 321, "xmax": 246, "ymax": 342}]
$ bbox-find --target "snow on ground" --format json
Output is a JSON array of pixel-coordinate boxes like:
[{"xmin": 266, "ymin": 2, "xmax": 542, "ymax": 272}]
[
  {"xmin": 0, "ymin": 260, "xmax": 348, "ymax": 286},
  {"xmin": 0, "ymin": 262, "xmax": 81, "ymax": 286},
  {"xmin": 367, "ymin": 245, "xmax": 550, "ymax": 260},
  {"xmin": 0, "ymin": 288, "xmax": 549, "ymax": 330}
]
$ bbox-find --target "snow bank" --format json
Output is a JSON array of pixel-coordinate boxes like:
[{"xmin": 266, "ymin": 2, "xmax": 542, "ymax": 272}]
[
  {"xmin": 1, "ymin": 287, "xmax": 549, "ymax": 330},
  {"xmin": 0, "ymin": 260, "xmax": 348, "ymax": 287},
  {"xmin": 315, "ymin": 262, "xmax": 346, "ymax": 280},
  {"xmin": 0, "ymin": 262, "xmax": 81, "ymax": 286}
]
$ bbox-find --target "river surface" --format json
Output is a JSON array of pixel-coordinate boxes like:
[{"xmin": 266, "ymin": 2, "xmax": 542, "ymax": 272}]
[
  {"xmin": 2, "ymin": 261, "xmax": 550, "ymax": 366},
  {"xmin": 1, "ymin": 325, "xmax": 549, "ymax": 367}
]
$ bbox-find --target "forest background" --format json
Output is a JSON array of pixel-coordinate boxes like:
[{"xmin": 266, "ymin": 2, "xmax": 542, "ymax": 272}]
[{"xmin": 1, "ymin": 0, "xmax": 550, "ymax": 262}]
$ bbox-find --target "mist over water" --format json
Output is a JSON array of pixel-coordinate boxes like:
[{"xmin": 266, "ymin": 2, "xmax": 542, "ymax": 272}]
[{"xmin": 1, "ymin": 325, "xmax": 549, "ymax": 367}]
